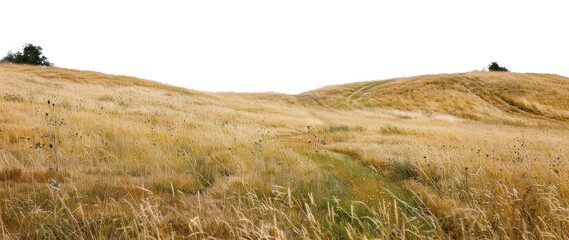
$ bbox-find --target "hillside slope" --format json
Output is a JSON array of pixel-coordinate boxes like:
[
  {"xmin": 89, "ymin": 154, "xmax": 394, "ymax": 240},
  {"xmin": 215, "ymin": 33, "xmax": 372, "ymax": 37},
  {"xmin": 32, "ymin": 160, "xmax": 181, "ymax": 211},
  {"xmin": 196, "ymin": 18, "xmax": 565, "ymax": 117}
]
[
  {"xmin": 299, "ymin": 71, "xmax": 569, "ymax": 122},
  {"xmin": 1, "ymin": 63, "xmax": 569, "ymax": 239}
]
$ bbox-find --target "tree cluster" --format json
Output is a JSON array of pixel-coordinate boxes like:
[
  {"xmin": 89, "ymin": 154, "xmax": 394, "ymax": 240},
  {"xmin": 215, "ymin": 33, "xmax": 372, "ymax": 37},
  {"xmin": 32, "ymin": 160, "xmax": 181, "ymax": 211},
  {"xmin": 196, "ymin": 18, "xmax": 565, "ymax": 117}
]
[
  {"xmin": 1, "ymin": 44, "xmax": 53, "ymax": 66},
  {"xmin": 488, "ymin": 62, "xmax": 509, "ymax": 72}
]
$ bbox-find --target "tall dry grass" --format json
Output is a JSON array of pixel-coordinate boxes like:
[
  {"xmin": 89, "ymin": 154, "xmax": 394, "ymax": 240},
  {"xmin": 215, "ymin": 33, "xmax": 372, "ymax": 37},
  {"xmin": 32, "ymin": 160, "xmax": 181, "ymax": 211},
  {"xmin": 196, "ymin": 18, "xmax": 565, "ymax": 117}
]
[{"xmin": 1, "ymin": 63, "xmax": 568, "ymax": 239}]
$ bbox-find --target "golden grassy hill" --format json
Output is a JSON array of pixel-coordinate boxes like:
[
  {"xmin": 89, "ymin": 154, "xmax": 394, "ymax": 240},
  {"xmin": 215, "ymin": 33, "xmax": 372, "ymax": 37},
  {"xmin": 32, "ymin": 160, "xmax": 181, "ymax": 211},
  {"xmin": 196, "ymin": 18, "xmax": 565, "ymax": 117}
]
[
  {"xmin": 1, "ymin": 63, "xmax": 568, "ymax": 239},
  {"xmin": 300, "ymin": 71, "xmax": 569, "ymax": 123}
]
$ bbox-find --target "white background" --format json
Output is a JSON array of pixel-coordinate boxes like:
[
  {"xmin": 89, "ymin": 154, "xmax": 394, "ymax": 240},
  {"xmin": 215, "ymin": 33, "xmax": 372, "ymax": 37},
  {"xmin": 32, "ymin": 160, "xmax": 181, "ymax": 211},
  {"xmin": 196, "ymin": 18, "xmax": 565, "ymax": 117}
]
[{"xmin": 1, "ymin": 1, "xmax": 568, "ymax": 94}]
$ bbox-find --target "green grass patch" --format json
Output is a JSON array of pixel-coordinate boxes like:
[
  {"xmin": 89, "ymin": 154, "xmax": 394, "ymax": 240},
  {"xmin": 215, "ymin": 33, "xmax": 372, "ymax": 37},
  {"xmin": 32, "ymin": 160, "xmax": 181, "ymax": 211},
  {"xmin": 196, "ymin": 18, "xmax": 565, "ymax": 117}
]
[
  {"xmin": 3, "ymin": 93, "xmax": 24, "ymax": 102},
  {"xmin": 97, "ymin": 95, "xmax": 114, "ymax": 102},
  {"xmin": 327, "ymin": 124, "xmax": 350, "ymax": 133},
  {"xmin": 301, "ymin": 150, "xmax": 434, "ymax": 238},
  {"xmin": 379, "ymin": 125, "xmax": 412, "ymax": 135},
  {"xmin": 311, "ymin": 152, "xmax": 414, "ymax": 206},
  {"xmin": 153, "ymin": 178, "xmax": 202, "ymax": 194},
  {"xmin": 294, "ymin": 148, "xmax": 417, "ymax": 211}
]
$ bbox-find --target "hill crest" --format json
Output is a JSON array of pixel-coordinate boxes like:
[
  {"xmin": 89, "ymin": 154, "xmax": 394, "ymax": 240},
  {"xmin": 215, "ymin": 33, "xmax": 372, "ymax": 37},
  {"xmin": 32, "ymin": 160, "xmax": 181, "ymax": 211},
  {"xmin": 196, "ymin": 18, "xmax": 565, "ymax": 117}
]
[
  {"xmin": 298, "ymin": 71, "xmax": 569, "ymax": 123},
  {"xmin": 3, "ymin": 63, "xmax": 568, "ymax": 124}
]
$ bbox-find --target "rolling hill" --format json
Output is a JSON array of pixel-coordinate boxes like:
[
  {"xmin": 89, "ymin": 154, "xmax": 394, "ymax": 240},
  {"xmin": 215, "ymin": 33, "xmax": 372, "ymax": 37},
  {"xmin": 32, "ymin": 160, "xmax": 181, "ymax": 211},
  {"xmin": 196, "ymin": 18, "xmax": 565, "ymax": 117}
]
[
  {"xmin": 299, "ymin": 71, "xmax": 569, "ymax": 123},
  {"xmin": 1, "ymin": 63, "xmax": 568, "ymax": 239}
]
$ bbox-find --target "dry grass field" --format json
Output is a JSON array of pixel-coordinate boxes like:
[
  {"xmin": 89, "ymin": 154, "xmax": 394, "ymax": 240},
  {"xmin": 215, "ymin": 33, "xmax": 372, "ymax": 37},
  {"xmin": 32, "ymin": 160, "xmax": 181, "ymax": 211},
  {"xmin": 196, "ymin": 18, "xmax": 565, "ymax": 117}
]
[{"xmin": 1, "ymin": 63, "xmax": 568, "ymax": 239}]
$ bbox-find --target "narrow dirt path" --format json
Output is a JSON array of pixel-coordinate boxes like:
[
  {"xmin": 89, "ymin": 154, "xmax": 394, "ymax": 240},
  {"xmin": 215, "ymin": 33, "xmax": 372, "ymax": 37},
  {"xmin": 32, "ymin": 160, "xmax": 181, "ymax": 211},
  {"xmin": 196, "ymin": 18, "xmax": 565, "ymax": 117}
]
[
  {"xmin": 346, "ymin": 82, "xmax": 381, "ymax": 100},
  {"xmin": 311, "ymin": 150, "xmax": 415, "ymax": 206}
]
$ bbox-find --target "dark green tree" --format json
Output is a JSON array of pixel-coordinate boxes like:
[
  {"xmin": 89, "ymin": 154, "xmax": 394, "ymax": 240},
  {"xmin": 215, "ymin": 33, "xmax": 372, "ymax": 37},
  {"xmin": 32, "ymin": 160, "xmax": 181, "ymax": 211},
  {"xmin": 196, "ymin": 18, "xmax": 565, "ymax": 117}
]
[
  {"xmin": 488, "ymin": 62, "xmax": 508, "ymax": 72},
  {"xmin": 1, "ymin": 44, "xmax": 53, "ymax": 66}
]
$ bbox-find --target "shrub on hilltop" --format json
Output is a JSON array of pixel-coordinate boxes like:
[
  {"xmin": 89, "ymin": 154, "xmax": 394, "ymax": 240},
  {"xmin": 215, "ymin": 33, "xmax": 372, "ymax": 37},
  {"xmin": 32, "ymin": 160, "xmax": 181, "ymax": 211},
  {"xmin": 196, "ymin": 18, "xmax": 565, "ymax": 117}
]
[
  {"xmin": 1, "ymin": 43, "xmax": 53, "ymax": 66},
  {"xmin": 488, "ymin": 62, "xmax": 509, "ymax": 72}
]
